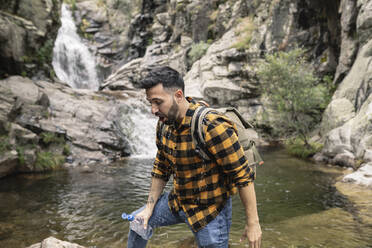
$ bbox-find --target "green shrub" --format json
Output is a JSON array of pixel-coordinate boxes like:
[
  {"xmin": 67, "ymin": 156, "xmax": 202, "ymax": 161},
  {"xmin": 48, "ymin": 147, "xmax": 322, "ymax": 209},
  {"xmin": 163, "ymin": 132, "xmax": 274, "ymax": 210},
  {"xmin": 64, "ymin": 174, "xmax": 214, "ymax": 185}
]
[
  {"xmin": 285, "ymin": 138, "xmax": 323, "ymax": 159},
  {"xmin": 188, "ymin": 41, "xmax": 210, "ymax": 65},
  {"xmin": 35, "ymin": 151, "xmax": 65, "ymax": 171},
  {"xmin": 257, "ymin": 48, "xmax": 331, "ymax": 146},
  {"xmin": 37, "ymin": 39, "xmax": 54, "ymax": 65}
]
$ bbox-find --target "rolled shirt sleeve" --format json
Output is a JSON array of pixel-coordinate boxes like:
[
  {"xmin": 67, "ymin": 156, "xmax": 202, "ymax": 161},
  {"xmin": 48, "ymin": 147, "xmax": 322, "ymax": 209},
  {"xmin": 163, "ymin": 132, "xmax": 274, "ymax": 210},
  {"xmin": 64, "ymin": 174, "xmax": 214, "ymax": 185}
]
[{"xmin": 203, "ymin": 114, "xmax": 255, "ymax": 188}]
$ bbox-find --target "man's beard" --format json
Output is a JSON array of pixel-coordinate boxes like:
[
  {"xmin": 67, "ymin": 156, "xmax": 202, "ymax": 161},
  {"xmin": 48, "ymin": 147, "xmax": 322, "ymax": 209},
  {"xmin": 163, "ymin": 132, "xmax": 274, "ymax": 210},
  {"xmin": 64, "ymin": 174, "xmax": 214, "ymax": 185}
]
[{"xmin": 164, "ymin": 99, "xmax": 179, "ymax": 125}]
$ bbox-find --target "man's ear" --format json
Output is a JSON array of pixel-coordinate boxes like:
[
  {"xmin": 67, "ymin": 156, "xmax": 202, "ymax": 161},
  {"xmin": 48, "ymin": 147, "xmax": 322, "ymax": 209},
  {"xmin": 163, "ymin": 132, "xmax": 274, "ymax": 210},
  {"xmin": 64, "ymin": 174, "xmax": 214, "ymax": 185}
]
[{"xmin": 174, "ymin": 89, "xmax": 183, "ymax": 102}]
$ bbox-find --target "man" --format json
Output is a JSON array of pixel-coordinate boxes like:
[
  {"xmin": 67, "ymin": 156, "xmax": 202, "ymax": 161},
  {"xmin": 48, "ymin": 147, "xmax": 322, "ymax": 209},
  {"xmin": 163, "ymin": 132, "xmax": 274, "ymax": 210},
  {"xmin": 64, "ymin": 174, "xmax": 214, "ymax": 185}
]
[{"xmin": 127, "ymin": 66, "xmax": 262, "ymax": 248}]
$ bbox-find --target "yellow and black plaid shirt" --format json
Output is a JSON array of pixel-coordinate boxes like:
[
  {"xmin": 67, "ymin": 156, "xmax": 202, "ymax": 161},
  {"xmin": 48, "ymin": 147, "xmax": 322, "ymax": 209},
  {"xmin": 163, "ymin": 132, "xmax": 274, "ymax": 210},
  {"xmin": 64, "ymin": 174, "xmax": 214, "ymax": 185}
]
[{"xmin": 151, "ymin": 99, "xmax": 255, "ymax": 232}]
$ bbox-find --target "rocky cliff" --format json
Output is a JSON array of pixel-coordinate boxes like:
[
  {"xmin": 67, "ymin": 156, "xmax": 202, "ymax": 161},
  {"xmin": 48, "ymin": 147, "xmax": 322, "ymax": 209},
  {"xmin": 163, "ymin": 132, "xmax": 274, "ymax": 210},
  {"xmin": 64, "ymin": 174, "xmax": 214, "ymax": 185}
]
[
  {"xmin": 0, "ymin": 0, "xmax": 371, "ymax": 183},
  {"xmin": 99, "ymin": 0, "xmax": 372, "ymax": 185},
  {"xmin": 0, "ymin": 0, "xmax": 61, "ymax": 79}
]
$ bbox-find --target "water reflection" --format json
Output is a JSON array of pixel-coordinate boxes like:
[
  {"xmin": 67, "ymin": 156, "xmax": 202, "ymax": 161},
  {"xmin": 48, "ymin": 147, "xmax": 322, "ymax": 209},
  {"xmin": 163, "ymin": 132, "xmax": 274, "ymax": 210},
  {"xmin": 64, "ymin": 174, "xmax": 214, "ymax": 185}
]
[{"xmin": 0, "ymin": 149, "xmax": 371, "ymax": 247}]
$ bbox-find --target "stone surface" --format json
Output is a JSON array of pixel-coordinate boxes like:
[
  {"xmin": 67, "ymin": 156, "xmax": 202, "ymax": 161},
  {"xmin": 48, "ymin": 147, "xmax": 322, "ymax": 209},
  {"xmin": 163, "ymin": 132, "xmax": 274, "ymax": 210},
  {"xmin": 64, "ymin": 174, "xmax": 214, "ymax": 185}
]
[
  {"xmin": 0, "ymin": 76, "xmax": 152, "ymax": 176},
  {"xmin": 0, "ymin": 152, "xmax": 18, "ymax": 178},
  {"xmin": 319, "ymin": 39, "xmax": 372, "ymax": 169},
  {"xmin": 0, "ymin": 0, "xmax": 60, "ymax": 78},
  {"xmin": 27, "ymin": 237, "xmax": 86, "ymax": 248},
  {"xmin": 342, "ymin": 163, "xmax": 372, "ymax": 187}
]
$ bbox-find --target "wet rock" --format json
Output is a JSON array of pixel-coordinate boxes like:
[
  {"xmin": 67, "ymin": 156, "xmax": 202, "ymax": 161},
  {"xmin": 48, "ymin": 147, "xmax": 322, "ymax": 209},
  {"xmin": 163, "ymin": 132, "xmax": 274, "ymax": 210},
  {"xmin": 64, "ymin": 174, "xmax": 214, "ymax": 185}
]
[{"xmin": 27, "ymin": 236, "xmax": 86, "ymax": 248}]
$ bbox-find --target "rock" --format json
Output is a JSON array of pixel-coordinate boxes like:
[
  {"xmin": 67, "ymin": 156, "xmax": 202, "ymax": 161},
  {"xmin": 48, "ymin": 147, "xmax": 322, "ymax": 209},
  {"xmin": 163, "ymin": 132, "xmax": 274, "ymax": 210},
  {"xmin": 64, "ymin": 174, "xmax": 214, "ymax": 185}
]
[
  {"xmin": 357, "ymin": 0, "xmax": 372, "ymax": 45},
  {"xmin": 331, "ymin": 151, "xmax": 355, "ymax": 168},
  {"xmin": 27, "ymin": 236, "xmax": 86, "ymax": 248},
  {"xmin": 9, "ymin": 123, "xmax": 38, "ymax": 145},
  {"xmin": 364, "ymin": 149, "xmax": 372, "ymax": 163},
  {"xmin": 313, "ymin": 152, "xmax": 329, "ymax": 164},
  {"xmin": 319, "ymin": 39, "xmax": 372, "ymax": 171},
  {"xmin": 333, "ymin": 0, "xmax": 358, "ymax": 84},
  {"xmin": 80, "ymin": 165, "xmax": 93, "ymax": 174},
  {"xmin": 0, "ymin": 76, "xmax": 148, "ymax": 169},
  {"xmin": 320, "ymin": 98, "xmax": 355, "ymax": 136},
  {"xmin": 0, "ymin": 0, "xmax": 60, "ymax": 78},
  {"xmin": 0, "ymin": 152, "xmax": 18, "ymax": 178},
  {"xmin": 5, "ymin": 76, "xmax": 40, "ymax": 104},
  {"xmin": 17, "ymin": 149, "xmax": 37, "ymax": 172},
  {"xmin": 342, "ymin": 163, "xmax": 372, "ymax": 187}
]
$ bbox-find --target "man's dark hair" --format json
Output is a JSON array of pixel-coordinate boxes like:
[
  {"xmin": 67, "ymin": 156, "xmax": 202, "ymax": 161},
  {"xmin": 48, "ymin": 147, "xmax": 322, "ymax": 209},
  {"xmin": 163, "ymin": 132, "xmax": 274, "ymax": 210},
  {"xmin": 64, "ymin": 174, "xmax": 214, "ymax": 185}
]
[{"xmin": 139, "ymin": 66, "xmax": 185, "ymax": 93}]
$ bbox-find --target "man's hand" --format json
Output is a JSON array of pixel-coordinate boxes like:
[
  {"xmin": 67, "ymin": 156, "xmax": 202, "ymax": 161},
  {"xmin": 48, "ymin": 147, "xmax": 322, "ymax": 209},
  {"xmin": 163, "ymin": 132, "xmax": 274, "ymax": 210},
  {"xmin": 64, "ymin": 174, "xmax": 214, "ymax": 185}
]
[
  {"xmin": 134, "ymin": 207, "xmax": 153, "ymax": 230},
  {"xmin": 240, "ymin": 222, "xmax": 262, "ymax": 248}
]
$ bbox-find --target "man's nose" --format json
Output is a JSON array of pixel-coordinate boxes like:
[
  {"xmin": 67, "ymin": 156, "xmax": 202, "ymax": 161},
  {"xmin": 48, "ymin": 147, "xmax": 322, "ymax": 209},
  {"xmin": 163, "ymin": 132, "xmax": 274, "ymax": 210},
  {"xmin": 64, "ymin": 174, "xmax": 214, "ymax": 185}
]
[{"xmin": 151, "ymin": 104, "xmax": 158, "ymax": 115}]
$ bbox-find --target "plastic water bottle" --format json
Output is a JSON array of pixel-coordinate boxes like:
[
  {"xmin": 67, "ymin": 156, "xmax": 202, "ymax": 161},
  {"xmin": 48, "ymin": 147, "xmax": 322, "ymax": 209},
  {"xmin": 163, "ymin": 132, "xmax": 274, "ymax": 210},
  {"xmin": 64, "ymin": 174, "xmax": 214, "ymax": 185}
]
[{"xmin": 122, "ymin": 213, "xmax": 153, "ymax": 240}]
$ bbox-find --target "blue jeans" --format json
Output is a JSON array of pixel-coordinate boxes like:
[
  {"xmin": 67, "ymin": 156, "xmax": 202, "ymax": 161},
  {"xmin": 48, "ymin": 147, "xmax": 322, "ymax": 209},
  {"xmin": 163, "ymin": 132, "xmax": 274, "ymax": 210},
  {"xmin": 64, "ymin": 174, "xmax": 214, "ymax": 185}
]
[{"xmin": 127, "ymin": 192, "xmax": 232, "ymax": 248}]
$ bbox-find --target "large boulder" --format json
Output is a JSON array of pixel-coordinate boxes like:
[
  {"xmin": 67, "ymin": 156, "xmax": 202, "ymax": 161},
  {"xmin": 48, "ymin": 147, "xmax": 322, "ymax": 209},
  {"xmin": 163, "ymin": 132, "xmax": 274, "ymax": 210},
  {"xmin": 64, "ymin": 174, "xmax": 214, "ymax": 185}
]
[{"xmin": 317, "ymin": 39, "xmax": 372, "ymax": 168}]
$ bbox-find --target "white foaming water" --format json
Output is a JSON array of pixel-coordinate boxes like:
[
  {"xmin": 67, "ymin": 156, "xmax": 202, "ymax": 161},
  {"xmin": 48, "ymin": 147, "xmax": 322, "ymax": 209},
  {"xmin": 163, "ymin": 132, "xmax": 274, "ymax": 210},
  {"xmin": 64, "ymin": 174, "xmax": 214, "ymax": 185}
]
[
  {"xmin": 117, "ymin": 99, "xmax": 158, "ymax": 158},
  {"xmin": 52, "ymin": 3, "xmax": 100, "ymax": 90}
]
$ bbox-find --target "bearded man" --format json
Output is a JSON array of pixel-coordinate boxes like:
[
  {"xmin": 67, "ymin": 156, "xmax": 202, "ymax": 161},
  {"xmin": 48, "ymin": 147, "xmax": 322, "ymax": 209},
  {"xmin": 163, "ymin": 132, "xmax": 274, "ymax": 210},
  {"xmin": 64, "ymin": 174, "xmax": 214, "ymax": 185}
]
[{"xmin": 127, "ymin": 66, "xmax": 262, "ymax": 248}]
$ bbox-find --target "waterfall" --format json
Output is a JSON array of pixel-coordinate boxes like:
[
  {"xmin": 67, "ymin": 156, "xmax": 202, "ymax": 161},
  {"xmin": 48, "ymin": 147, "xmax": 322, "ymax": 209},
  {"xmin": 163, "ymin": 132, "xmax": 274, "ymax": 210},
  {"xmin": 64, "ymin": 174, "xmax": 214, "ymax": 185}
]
[
  {"xmin": 52, "ymin": 3, "xmax": 100, "ymax": 90},
  {"xmin": 116, "ymin": 99, "xmax": 158, "ymax": 158}
]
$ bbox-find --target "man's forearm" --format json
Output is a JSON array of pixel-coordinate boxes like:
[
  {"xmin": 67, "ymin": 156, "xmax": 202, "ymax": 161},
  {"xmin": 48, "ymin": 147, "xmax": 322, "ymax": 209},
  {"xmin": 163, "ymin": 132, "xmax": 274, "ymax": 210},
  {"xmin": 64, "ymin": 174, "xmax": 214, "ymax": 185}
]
[
  {"xmin": 146, "ymin": 177, "xmax": 166, "ymax": 213},
  {"xmin": 239, "ymin": 183, "xmax": 260, "ymax": 225}
]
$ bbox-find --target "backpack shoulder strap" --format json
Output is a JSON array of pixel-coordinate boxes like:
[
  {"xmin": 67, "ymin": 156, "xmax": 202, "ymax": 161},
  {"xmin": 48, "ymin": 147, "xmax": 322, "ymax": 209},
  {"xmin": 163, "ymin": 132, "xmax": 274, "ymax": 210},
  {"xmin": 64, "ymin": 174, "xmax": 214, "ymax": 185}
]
[{"xmin": 191, "ymin": 106, "xmax": 215, "ymax": 161}]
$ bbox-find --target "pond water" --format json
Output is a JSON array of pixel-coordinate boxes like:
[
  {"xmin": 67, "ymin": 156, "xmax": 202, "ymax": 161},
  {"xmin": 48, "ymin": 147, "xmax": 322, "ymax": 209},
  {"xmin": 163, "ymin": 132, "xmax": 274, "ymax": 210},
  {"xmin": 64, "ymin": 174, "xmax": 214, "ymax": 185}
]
[{"xmin": 0, "ymin": 148, "xmax": 371, "ymax": 248}]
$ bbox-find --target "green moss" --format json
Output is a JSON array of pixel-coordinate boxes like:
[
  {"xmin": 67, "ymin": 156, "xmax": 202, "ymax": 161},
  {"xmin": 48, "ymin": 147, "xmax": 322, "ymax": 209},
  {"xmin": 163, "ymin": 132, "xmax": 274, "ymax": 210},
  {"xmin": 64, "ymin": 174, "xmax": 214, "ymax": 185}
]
[
  {"xmin": 35, "ymin": 151, "xmax": 65, "ymax": 171},
  {"xmin": 285, "ymin": 138, "xmax": 323, "ymax": 159}
]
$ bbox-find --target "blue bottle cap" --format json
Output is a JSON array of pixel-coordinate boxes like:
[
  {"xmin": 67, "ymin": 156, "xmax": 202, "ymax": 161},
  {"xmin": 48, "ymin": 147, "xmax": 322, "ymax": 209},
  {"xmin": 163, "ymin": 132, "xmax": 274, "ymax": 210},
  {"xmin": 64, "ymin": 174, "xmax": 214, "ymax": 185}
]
[{"xmin": 121, "ymin": 212, "xmax": 135, "ymax": 221}]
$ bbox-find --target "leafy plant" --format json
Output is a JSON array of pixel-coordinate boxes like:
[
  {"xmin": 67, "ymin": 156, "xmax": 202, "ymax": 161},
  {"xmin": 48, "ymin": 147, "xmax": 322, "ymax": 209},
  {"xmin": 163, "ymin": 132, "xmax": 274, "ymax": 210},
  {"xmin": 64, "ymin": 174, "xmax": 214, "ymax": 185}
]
[
  {"xmin": 40, "ymin": 132, "xmax": 64, "ymax": 146},
  {"xmin": 257, "ymin": 48, "xmax": 331, "ymax": 148},
  {"xmin": 188, "ymin": 41, "xmax": 210, "ymax": 65},
  {"xmin": 37, "ymin": 39, "xmax": 54, "ymax": 65}
]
